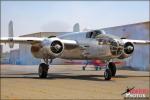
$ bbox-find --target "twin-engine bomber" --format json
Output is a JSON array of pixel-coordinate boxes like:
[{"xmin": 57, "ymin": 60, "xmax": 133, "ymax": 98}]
[{"xmin": 1, "ymin": 21, "xmax": 150, "ymax": 80}]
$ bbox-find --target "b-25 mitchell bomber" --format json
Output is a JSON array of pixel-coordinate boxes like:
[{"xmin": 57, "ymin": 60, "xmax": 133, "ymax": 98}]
[{"xmin": 1, "ymin": 21, "xmax": 150, "ymax": 80}]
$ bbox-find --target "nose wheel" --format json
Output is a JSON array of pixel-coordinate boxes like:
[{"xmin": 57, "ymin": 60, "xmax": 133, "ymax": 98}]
[{"xmin": 38, "ymin": 63, "xmax": 49, "ymax": 78}]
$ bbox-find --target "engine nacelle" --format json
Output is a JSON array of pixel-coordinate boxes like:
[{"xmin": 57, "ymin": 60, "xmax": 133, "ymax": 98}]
[
  {"xmin": 31, "ymin": 38, "xmax": 64, "ymax": 59},
  {"xmin": 109, "ymin": 39, "xmax": 134, "ymax": 59},
  {"xmin": 118, "ymin": 42, "xmax": 134, "ymax": 59},
  {"xmin": 110, "ymin": 39, "xmax": 123, "ymax": 57}
]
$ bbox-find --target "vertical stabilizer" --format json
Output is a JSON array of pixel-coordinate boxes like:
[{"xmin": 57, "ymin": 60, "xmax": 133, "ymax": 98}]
[
  {"xmin": 73, "ymin": 23, "xmax": 80, "ymax": 32},
  {"xmin": 8, "ymin": 20, "xmax": 14, "ymax": 48}
]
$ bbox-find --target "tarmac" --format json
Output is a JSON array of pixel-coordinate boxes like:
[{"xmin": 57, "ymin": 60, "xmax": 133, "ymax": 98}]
[{"xmin": 0, "ymin": 64, "xmax": 149, "ymax": 99}]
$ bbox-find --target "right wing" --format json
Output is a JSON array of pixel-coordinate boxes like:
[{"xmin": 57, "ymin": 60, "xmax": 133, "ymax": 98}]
[
  {"xmin": 0, "ymin": 37, "xmax": 79, "ymax": 50},
  {"xmin": 1, "ymin": 20, "xmax": 46, "ymax": 47},
  {"xmin": 0, "ymin": 37, "xmax": 44, "ymax": 44},
  {"xmin": 1, "ymin": 20, "xmax": 78, "ymax": 50}
]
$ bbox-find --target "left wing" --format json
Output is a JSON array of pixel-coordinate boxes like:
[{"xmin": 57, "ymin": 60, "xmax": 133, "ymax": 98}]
[{"xmin": 122, "ymin": 39, "xmax": 150, "ymax": 45}]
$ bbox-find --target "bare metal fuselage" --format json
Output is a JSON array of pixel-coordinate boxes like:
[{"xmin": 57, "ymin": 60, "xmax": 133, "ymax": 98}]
[
  {"xmin": 58, "ymin": 32, "xmax": 118, "ymax": 60},
  {"xmin": 31, "ymin": 31, "xmax": 123, "ymax": 61}
]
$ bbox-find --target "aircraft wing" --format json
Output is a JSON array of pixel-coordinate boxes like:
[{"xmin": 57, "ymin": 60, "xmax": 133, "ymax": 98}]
[
  {"xmin": 122, "ymin": 39, "xmax": 150, "ymax": 45},
  {"xmin": 0, "ymin": 37, "xmax": 78, "ymax": 50},
  {"xmin": 0, "ymin": 37, "xmax": 44, "ymax": 44}
]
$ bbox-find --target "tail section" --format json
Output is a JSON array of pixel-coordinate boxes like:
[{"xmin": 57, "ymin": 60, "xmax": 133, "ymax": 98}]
[
  {"xmin": 73, "ymin": 23, "xmax": 80, "ymax": 32},
  {"xmin": 8, "ymin": 20, "xmax": 14, "ymax": 48}
]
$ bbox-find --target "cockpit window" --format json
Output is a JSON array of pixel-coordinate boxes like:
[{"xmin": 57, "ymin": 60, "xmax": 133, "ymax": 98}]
[
  {"xmin": 86, "ymin": 30, "xmax": 102, "ymax": 38},
  {"xmin": 48, "ymin": 36, "xmax": 56, "ymax": 38}
]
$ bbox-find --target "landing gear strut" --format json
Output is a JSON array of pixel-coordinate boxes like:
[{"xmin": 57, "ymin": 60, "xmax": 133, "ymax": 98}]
[
  {"xmin": 108, "ymin": 62, "xmax": 116, "ymax": 77},
  {"xmin": 38, "ymin": 59, "xmax": 53, "ymax": 78}
]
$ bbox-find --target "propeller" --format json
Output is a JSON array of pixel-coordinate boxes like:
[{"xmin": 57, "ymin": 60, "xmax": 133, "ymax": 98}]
[
  {"xmin": 50, "ymin": 40, "xmax": 63, "ymax": 54},
  {"xmin": 124, "ymin": 42, "xmax": 134, "ymax": 54}
]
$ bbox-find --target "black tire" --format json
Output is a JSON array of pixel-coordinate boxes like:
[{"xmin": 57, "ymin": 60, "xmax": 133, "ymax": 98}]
[
  {"xmin": 108, "ymin": 62, "xmax": 116, "ymax": 77},
  {"xmin": 104, "ymin": 69, "xmax": 112, "ymax": 80},
  {"xmin": 82, "ymin": 66, "xmax": 86, "ymax": 70},
  {"xmin": 38, "ymin": 63, "xmax": 49, "ymax": 78}
]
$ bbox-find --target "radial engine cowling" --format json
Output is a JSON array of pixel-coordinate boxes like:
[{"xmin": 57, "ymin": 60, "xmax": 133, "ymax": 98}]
[
  {"xmin": 50, "ymin": 40, "xmax": 64, "ymax": 55},
  {"xmin": 118, "ymin": 42, "xmax": 134, "ymax": 59},
  {"xmin": 31, "ymin": 38, "xmax": 64, "ymax": 59},
  {"xmin": 110, "ymin": 39, "xmax": 122, "ymax": 57}
]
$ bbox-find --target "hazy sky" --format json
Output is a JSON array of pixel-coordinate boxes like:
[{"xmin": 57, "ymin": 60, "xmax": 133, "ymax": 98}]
[
  {"xmin": 1, "ymin": 1, "xmax": 149, "ymax": 52},
  {"xmin": 1, "ymin": 1, "xmax": 149, "ymax": 37}
]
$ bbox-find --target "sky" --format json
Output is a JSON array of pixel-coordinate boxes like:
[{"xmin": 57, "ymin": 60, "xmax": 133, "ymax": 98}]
[{"xmin": 1, "ymin": 1, "xmax": 149, "ymax": 51}]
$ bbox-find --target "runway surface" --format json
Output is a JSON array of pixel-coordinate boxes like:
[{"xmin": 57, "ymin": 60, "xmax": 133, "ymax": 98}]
[{"xmin": 0, "ymin": 64, "xmax": 149, "ymax": 99}]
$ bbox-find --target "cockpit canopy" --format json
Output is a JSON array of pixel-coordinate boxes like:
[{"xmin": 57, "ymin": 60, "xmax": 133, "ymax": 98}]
[{"xmin": 86, "ymin": 30, "xmax": 103, "ymax": 38}]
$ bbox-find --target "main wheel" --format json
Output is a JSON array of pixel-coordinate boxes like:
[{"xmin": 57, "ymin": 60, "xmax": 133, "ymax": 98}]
[
  {"xmin": 108, "ymin": 62, "xmax": 116, "ymax": 76},
  {"xmin": 38, "ymin": 63, "xmax": 49, "ymax": 78},
  {"xmin": 104, "ymin": 69, "xmax": 112, "ymax": 80}
]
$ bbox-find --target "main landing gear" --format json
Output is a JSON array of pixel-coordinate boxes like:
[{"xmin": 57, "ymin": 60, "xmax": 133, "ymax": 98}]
[
  {"xmin": 39, "ymin": 63, "xmax": 49, "ymax": 78},
  {"xmin": 108, "ymin": 62, "xmax": 116, "ymax": 77},
  {"xmin": 38, "ymin": 59, "xmax": 116, "ymax": 80},
  {"xmin": 38, "ymin": 59, "xmax": 52, "ymax": 78},
  {"xmin": 104, "ymin": 62, "xmax": 116, "ymax": 80}
]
